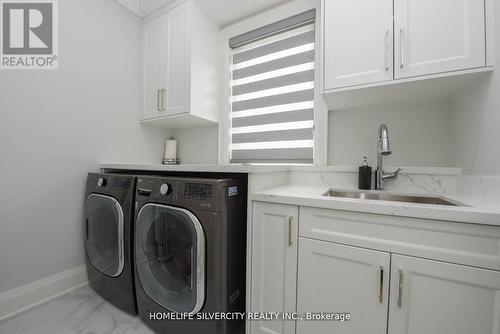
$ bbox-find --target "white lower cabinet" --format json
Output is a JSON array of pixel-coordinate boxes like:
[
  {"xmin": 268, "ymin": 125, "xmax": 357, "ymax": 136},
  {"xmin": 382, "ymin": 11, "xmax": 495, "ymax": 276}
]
[
  {"xmin": 250, "ymin": 202, "xmax": 298, "ymax": 334},
  {"xmin": 388, "ymin": 254, "xmax": 500, "ymax": 334},
  {"xmin": 296, "ymin": 239, "xmax": 390, "ymax": 334},
  {"xmin": 250, "ymin": 203, "xmax": 500, "ymax": 334}
]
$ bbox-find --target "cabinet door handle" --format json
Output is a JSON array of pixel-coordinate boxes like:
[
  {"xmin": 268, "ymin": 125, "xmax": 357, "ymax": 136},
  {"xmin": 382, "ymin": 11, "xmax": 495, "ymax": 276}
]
[
  {"xmin": 157, "ymin": 89, "xmax": 161, "ymax": 111},
  {"xmin": 161, "ymin": 89, "xmax": 166, "ymax": 111},
  {"xmin": 400, "ymin": 27, "xmax": 405, "ymax": 69},
  {"xmin": 385, "ymin": 30, "xmax": 390, "ymax": 71},
  {"xmin": 288, "ymin": 216, "xmax": 293, "ymax": 247},
  {"xmin": 397, "ymin": 269, "xmax": 404, "ymax": 307},
  {"xmin": 379, "ymin": 266, "xmax": 384, "ymax": 303}
]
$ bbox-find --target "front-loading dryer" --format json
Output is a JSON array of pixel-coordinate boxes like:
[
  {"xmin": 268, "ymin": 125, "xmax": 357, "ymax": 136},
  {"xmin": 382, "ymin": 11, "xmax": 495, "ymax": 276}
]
[
  {"xmin": 134, "ymin": 176, "xmax": 247, "ymax": 334},
  {"xmin": 84, "ymin": 173, "xmax": 137, "ymax": 315}
]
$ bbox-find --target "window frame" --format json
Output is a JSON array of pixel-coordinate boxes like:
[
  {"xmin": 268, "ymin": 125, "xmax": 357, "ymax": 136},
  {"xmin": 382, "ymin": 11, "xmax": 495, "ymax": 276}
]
[{"xmin": 218, "ymin": 0, "xmax": 327, "ymax": 166}]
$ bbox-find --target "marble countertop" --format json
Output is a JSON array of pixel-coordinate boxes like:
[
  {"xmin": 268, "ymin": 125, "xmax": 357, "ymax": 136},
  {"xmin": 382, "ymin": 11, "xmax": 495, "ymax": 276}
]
[
  {"xmin": 100, "ymin": 163, "xmax": 462, "ymax": 175},
  {"xmin": 100, "ymin": 163, "xmax": 291, "ymax": 174},
  {"xmin": 252, "ymin": 185, "xmax": 500, "ymax": 226}
]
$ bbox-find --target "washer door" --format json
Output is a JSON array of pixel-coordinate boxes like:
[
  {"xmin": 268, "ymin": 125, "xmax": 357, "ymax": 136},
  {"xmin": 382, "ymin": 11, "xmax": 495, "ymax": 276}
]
[
  {"xmin": 135, "ymin": 204, "xmax": 205, "ymax": 314},
  {"xmin": 85, "ymin": 194, "xmax": 125, "ymax": 277}
]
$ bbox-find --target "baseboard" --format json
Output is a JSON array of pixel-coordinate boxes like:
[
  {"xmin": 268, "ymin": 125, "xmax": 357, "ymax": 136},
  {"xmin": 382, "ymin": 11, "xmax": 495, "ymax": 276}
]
[{"xmin": 0, "ymin": 265, "xmax": 89, "ymax": 322}]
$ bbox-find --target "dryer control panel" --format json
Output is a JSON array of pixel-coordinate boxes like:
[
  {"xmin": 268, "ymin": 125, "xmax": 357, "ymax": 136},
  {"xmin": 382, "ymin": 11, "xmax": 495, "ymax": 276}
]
[{"xmin": 135, "ymin": 176, "xmax": 240, "ymax": 213}]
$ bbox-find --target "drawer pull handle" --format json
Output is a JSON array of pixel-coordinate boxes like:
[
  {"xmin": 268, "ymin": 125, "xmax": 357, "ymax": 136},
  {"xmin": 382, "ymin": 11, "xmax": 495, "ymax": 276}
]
[
  {"xmin": 397, "ymin": 269, "xmax": 404, "ymax": 307},
  {"xmin": 157, "ymin": 89, "xmax": 161, "ymax": 111},
  {"xmin": 379, "ymin": 266, "xmax": 384, "ymax": 303},
  {"xmin": 385, "ymin": 30, "xmax": 390, "ymax": 71},
  {"xmin": 161, "ymin": 88, "xmax": 166, "ymax": 111},
  {"xmin": 138, "ymin": 188, "xmax": 152, "ymax": 197},
  {"xmin": 400, "ymin": 27, "xmax": 405, "ymax": 68}
]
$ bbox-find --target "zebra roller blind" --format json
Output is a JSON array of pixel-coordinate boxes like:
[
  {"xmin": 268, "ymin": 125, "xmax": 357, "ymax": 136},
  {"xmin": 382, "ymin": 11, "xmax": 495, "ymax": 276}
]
[{"xmin": 229, "ymin": 10, "xmax": 316, "ymax": 164}]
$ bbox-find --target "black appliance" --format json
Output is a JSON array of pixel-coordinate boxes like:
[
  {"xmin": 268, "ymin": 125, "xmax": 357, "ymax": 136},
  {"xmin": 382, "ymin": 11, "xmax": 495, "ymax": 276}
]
[
  {"xmin": 84, "ymin": 173, "xmax": 137, "ymax": 314},
  {"xmin": 134, "ymin": 176, "xmax": 246, "ymax": 334}
]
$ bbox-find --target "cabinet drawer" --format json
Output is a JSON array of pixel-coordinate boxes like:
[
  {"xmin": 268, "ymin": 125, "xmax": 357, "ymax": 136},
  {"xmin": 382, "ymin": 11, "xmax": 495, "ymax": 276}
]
[{"xmin": 299, "ymin": 207, "xmax": 500, "ymax": 271}]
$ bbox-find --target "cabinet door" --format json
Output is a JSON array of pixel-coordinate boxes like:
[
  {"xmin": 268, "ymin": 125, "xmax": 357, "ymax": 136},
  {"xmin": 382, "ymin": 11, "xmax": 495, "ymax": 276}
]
[
  {"xmin": 389, "ymin": 255, "xmax": 500, "ymax": 334},
  {"xmin": 162, "ymin": 3, "xmax": 189, "ymax": 116},
  {"xmin": 143, "ymin": 15, "xmax": 165, "ymax": 118},
  {"xmin": 296, "ymin": 239, "xmax": 390, "ymax": 334},
  {"xmin": 323, "ymin": 0, "xmax": 393, "ymax": 89},
  {"xmin": 394, "ymin": 0, "xmax": 485, "ymax": 79},
  {"xmin": 251, "ymin": 202, "xmax": 298, "ymax": 334}
]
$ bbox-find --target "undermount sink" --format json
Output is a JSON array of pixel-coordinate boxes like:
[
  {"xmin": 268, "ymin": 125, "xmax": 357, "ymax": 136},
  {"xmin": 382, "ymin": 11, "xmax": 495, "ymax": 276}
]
[{"xmin": 323, "ymin": 189, "xmax": 465, "ymax": 207}]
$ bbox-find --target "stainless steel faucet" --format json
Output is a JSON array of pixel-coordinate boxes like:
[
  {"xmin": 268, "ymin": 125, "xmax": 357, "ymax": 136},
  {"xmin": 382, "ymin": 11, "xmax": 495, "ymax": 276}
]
[{"xmin": 376, "ymin": 124, "xmax": 402, "ymax": 190}]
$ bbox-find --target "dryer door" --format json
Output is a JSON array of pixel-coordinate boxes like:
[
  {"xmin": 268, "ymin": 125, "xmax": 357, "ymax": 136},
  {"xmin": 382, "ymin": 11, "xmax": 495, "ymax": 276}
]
[
  {"xmin": 135, "ymin": 204, "xmax": 205, "ymax": 314},
  {"xmin": 84, "ymin": 194, "xmax": 125, "ymax": 277}
]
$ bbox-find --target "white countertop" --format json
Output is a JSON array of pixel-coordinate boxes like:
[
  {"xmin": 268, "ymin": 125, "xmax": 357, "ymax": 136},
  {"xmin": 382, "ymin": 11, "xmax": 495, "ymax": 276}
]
[
  {"xmin": 252, "ymin": 185, "xmax": 500, "ymax": 226},
  {"xmin": 100, "ymin": 163, "xmax": 290, "ymax": 174},
  {"xmin": 100, "ymin": 163, "xmax": 462, "ymax": 175}
]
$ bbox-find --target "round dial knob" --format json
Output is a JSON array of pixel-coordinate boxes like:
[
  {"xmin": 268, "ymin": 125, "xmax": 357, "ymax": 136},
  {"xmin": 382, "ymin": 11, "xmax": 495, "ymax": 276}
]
[
  {"xmin": 97, "ymin": 178, "xmax": 106, "ymax": 187},
  {"xmin": 160, "ymin": 183, "xmax": 170, "ymax": 195}
]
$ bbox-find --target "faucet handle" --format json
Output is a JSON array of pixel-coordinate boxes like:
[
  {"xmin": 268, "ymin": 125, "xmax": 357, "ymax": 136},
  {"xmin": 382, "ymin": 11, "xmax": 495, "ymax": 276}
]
[{"xmin": 394, "ymin": 167, "xmax": 403, "ymax": 176}]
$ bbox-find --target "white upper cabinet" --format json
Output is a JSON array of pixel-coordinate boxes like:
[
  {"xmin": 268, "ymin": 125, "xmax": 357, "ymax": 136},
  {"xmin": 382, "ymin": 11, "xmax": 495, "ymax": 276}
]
[
  {"xmin": 141, "ymin": 0, "xmax": 219, "ymax": 128},
  {"xmin": 143, "ymin": 15, "xmax": 167, "ymax": 118},
  {"xmin": 394, "ymin": 0, "xmax": 486, "ymax": 79},
  {"xmin": 322, "ymin": 0, "xmax": 493, "ymax": 108},
  {"xmin": 323, "ymin": 0, "xmax": 394, "ymax": 89},
  {"xmin": 388, "ymin": 254, "xmax": 500, "ymax": 334},
  {"xmin": 163, "ymin": 4, "xmax": 188, "ymax": 115}
]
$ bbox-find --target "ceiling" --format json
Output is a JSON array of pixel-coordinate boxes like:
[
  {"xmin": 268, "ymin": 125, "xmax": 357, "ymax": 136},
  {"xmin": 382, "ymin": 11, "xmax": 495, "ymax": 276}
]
[
  {"xmin": 194, "ymin": 0, "xmax": 293, "ymax": 27},
  {"xmin": 116, "ymin": 0, "xmax": 293, "ymax": 27}
]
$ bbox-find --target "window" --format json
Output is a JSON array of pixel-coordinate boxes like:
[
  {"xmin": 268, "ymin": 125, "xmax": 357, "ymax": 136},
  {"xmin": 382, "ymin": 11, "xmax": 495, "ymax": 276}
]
[{"xmin": 229, "ymin": 10, "xmax": 316, "ymax": 164}]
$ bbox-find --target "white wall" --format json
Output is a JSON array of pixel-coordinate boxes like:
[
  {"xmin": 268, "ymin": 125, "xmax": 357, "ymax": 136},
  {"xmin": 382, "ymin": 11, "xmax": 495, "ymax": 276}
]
[
  {"xmin": 451, "ymin": 82, "xmax": 500, "ymax": 175},
  {"xmin": 178, "ymin": 99, "xmax": 455, "ymax": 168},
  {"xmin": 450, "ymin": 1, "xmax": 500, "ymax": 177},
  {"xmin": 172, "ymin": 126, "xmax": 219, "ymax": 164},
  {"xmin": 0, "ymin": 0, "xmax": 169, "ymax": 293},
  {"xmin": 328, "ymin": 100, "xmax": 453, "ymax": 167},
  {"xmin": 451, "ymin": 73, "xmax": 500, "ymax": 175}
]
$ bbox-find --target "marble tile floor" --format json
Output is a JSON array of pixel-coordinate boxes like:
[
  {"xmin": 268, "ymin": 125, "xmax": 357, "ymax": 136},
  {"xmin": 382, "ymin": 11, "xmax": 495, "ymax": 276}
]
[{"xmin": 0, "ymin": 285, "xmax": 154, "ymax": 334}]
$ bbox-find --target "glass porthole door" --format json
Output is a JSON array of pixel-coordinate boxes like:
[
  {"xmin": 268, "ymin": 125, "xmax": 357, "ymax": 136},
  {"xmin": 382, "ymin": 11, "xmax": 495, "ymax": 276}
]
[
  {"xmin": 135, "ymin": 204, "xmax": 206, "ymax": 314},
  {"xmin": 85, "ymin": 194, "xmax": 125, "ymax": 277}
]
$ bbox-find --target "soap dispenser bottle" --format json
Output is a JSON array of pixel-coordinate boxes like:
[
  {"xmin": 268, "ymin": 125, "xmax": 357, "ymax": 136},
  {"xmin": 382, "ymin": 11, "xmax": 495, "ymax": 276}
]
[{"xmin": 358, "ymin": 156, "xmax": 372, "ymax": 190}]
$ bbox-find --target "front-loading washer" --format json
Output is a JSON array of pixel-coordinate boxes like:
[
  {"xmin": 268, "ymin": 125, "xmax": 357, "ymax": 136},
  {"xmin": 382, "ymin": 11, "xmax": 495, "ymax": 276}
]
[
  {"xmin": 134, "ymin": 176, "xmax": 247, "ymax": 334},
  {"xmin": 84, "ymin": 173, "xmax": 137, "ymax": 315}
]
